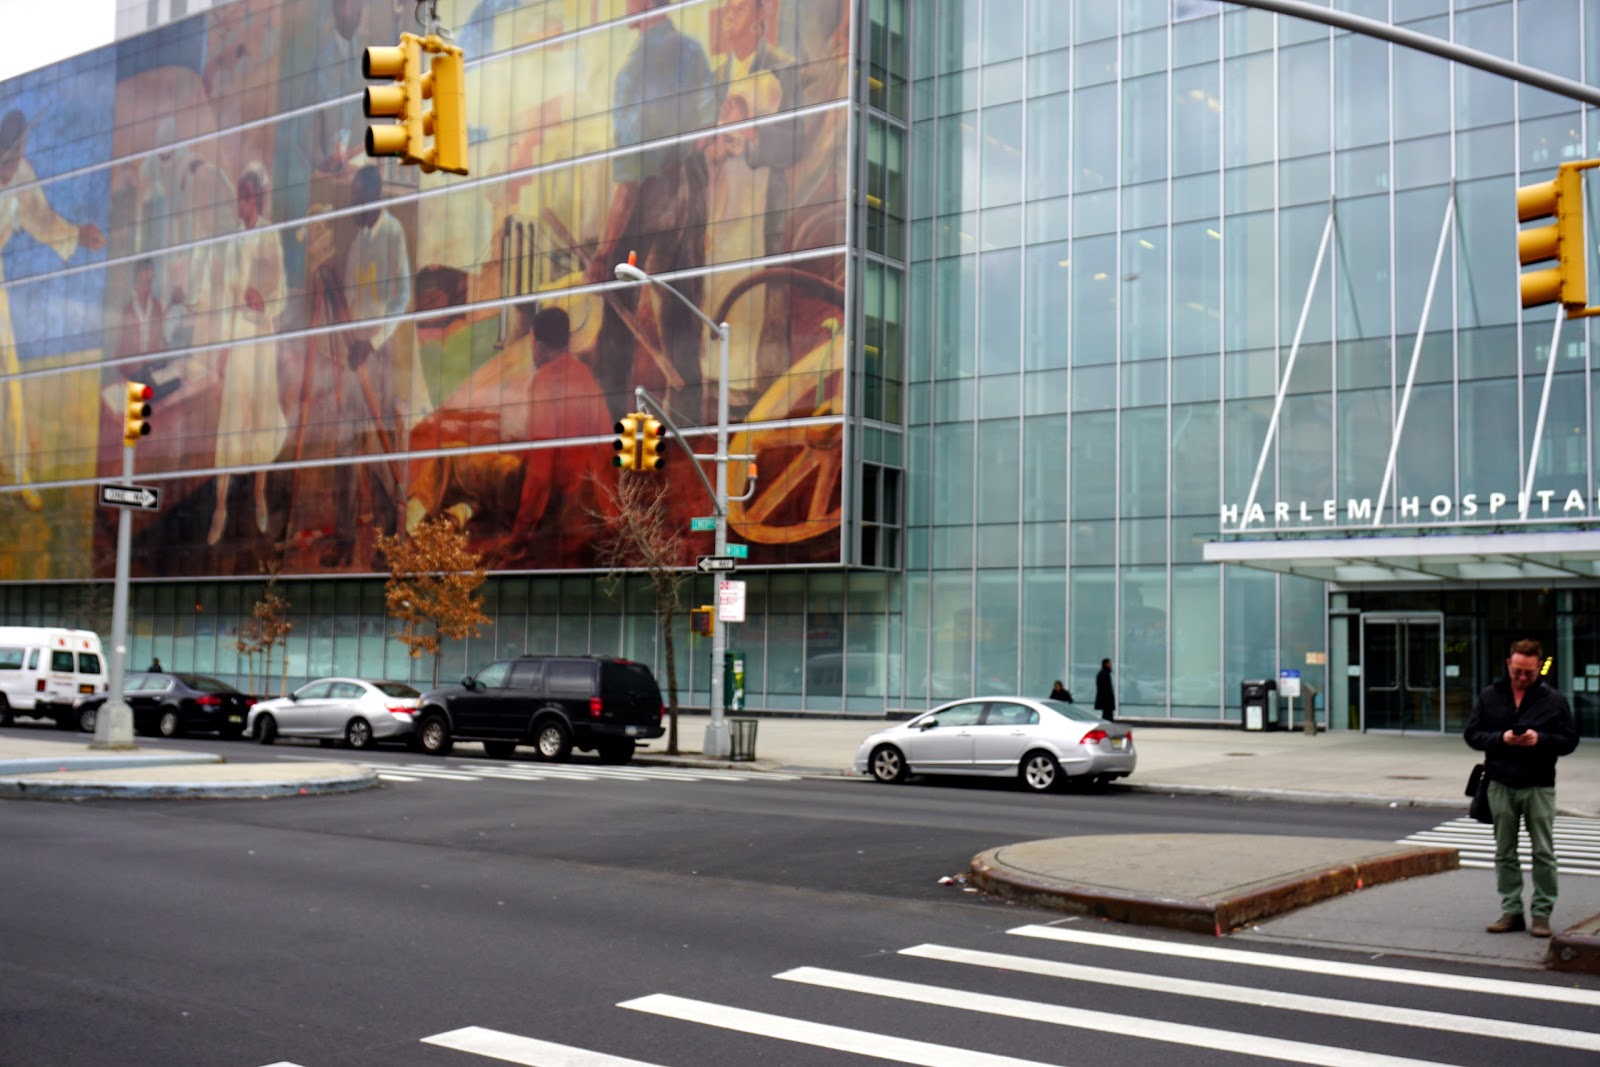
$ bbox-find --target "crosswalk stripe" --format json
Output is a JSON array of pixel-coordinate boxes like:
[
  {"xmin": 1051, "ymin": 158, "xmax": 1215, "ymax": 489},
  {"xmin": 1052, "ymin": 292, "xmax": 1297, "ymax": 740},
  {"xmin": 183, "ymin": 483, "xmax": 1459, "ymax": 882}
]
[
  {"xmin": 422, "ymin": 1025, "xmax": 663, "ymax": 1066},
  {"xmin": 619, "ymin": 993, "xmax": 1058, "ymax": 1067},
  {"xmin": 1010, "ymin": 924, "xmax": 1600, "ymax": 1006},
  {"xmin": 375, "ymin": 773, "xmax": 425, "ymax": 782},
  {"xmin": 893, "ymin": 944, "xmax": 1600, "ymax": 1051},
  {"xmin": 365, "ymin": 766, "xmax": 481, "ymax": 781},
  {"xmin": 1398, "ymin": 818, "xmax": 1600, "ymax": 877},
  {"xmin": 353, "ymin": 761, "xmax": 798, "ymax": 784},
  {"xmin": 774, "ymin": 967, "xmax": 1455, "ymax": 1067}
]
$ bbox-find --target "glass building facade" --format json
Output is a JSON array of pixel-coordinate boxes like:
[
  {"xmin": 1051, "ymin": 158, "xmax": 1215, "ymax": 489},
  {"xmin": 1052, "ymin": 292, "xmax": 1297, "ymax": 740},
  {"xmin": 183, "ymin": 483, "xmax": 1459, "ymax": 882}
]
[{"xmin": 4, "ymin": 0, "xmax": 1600, "ymax": 734}]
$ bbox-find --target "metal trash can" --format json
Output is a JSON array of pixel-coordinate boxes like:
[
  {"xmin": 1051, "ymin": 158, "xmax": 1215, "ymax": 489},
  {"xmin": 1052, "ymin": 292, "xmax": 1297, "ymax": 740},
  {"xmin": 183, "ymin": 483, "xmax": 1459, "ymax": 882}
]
[
  {"xmin": 729, "ymin": 717, "xmax": 758, "ymax": 761},
  {"xmin": 1240, "ymin": 679, "xmax": 1279, "ymax": 731}
]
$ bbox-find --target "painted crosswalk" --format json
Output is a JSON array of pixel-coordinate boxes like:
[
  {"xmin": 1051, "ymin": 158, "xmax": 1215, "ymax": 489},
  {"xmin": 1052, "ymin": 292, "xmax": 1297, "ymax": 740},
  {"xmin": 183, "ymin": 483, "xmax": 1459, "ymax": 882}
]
[
  {"xmin": 1398, "ymin": 814, "xmax": 1600, "ymax": 878},
  {"xmin": 354, "ymin": 759, "xmax": 800, "ymax": 786},
  {"xmin": 268, "ymin": 920, "xmax": 1600, "ymax": 1066}
]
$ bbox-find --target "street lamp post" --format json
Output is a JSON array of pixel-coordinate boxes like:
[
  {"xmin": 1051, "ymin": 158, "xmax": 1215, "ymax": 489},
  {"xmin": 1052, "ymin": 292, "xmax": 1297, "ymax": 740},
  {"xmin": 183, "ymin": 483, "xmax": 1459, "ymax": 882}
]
[{"xmin": 614, "ymin": 262, "xmax": 733, "ymax": 758}]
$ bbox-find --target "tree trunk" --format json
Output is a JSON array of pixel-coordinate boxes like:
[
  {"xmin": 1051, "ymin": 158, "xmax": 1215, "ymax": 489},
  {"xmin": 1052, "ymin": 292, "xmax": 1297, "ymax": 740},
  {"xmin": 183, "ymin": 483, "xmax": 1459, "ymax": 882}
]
[{"xmin": 662, "ymin": 612, "xmax": 680, "ymax": 755}]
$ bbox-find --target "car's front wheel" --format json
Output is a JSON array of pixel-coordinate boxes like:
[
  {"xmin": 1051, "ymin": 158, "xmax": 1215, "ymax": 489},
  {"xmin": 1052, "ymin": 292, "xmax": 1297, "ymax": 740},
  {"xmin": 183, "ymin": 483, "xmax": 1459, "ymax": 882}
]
[
  {"xmin": 869, "ymin": 744, "xmax": 908, "ymax": 784},
  {"xmin": 1019, "ymin": 750, "xmax": 1062, "ymax": 793},
  {"xmin": 255, "ymin": 714, "xmax": 278, "ymax": 744},
  {"xmin": 533, "ymin": 719, "xmax": 572, "ymax": 762},
  {"xmin": 416, "ymin": 714, "xmax": 453, "ymax": 756},
  {"xmin": 77, "ymin": 705, "xmax": 98, "ymax": 733},
  {"xmin": 158, "ymin": 707, "xmax": 183, "ymax": 738},
  {"xmin": 345, "ymin": 718, "xmax": 375, "ymax": 749}
]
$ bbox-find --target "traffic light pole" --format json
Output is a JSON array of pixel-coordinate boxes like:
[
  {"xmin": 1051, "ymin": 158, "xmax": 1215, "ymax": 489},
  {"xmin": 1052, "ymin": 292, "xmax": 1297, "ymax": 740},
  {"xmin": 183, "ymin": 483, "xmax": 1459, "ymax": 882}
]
[{"xmin": 91, "ymin": 443, "xmax": 136, "ymax": 749}]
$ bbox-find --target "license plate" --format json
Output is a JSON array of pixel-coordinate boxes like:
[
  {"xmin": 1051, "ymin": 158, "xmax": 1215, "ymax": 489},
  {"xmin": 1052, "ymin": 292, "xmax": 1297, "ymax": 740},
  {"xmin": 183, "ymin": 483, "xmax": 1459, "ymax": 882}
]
[
  {"xmin": 626, "ymin": 725, "xmax": 642, "ymax": 736},
  {"xmin": 79, "ymin": 684, "xmax": 94, "ymax": 694},
  {"xmin": 227, "ymin": 714, "xmax": 243, "ymax": 724},
  {"xmin": 1111, "ymin": 738, "xmax": 1126, "ymax": 750}
]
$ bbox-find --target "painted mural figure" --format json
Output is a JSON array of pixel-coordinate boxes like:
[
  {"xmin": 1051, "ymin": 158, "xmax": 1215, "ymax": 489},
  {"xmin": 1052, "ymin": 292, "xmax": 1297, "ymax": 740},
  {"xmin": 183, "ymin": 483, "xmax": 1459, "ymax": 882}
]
[
  {"xmin": 0, "ymin": 109, "xmax": 106, "ymax": 512},
  {"xmin": 203, "ymin": 165, "xmax": 288, "ymax": 546},
  {"xmin": 586, "ymin": 0, "xmax": 716, "ymax": 425},
  {"xmin": 323, "ymin": 165, "xmax": 413, "ymax": 567}
]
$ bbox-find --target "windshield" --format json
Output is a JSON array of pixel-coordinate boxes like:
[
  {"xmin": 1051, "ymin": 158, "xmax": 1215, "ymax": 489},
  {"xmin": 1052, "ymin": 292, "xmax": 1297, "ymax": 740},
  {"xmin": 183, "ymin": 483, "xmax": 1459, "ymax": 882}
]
[
  {"xmin": 374, "ymin": 682, "xmax": 421, "ymax": 698},
  {"xmin": 1043, "ymin": 699, "xmax": 1105, "ymax": 723}
]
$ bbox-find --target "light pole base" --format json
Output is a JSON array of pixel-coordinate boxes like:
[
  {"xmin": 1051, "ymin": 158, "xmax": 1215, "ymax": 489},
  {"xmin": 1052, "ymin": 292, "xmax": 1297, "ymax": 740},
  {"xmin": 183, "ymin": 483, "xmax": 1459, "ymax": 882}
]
[
  {"xmin": 703, "ymin": 719, "xmax": 730, "ymax": 760},
  {"xmin": 89, "ymin": 699, "xmax": 137, "ymax": 750}
]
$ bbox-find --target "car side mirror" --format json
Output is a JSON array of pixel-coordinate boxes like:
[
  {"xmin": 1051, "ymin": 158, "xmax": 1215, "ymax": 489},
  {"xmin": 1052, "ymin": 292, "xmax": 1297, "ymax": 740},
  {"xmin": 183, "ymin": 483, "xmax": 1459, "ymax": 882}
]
[
  {"xmin": 461, "ymin": 676, "xmax": 476, "ymax": 691},
  {"xmin": 919, "ymin": 719, "xmax": 937, "ymax": 731}
]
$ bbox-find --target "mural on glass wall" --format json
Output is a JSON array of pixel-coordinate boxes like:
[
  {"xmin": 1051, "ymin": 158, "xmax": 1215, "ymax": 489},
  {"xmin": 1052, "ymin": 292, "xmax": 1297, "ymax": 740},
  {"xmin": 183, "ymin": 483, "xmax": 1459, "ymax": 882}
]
[{"xmin": 64, "ymin": 0, "xmax": 850, "ymax": 581}]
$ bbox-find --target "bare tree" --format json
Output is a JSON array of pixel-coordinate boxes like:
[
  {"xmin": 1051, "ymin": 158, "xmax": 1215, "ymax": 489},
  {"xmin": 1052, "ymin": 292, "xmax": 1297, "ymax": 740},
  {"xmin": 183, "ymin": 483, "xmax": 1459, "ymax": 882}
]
[
  {"xmin": 251, "ymin": 562, "xmax": 293, "ymax": 696},
  {"xmin": 374, "ymin": 516, "xmax": 491, "ymax": 686},
  {"xmin": 593, "ymin": 474, "xmax": 690, "ymax": 755},
  {"xmin": 233, "ymin": 618, "xmax": 266, "ymax": 694}
]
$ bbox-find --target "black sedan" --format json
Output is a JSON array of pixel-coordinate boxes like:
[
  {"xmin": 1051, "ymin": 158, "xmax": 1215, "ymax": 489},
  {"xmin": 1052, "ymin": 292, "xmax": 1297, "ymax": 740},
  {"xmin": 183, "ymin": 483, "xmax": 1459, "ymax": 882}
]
[{"xmin": 123, "ymin": 672, "xmax": 255, "ymax": 739}]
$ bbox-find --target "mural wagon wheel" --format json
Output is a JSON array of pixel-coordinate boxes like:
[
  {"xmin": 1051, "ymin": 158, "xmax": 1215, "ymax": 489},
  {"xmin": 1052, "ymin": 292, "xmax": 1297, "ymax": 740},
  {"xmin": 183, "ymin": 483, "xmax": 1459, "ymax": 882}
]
[{"xmin": 726, "ymin": 322, "xmax": 845, "ymax": 545}]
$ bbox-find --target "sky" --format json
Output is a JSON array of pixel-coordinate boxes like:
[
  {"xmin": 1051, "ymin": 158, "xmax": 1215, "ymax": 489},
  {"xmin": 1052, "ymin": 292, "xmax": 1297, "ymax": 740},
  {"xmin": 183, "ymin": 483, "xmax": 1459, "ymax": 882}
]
[{"xmin": 1, "ymin": 0, "xmax": 117, "ymax": 84}]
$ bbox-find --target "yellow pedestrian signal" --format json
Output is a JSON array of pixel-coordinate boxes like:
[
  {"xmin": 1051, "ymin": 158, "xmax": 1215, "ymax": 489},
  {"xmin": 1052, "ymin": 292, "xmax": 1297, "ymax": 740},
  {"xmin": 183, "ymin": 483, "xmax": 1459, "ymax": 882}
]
[
  {"xmin": 639, "ymin": 416, "xmax": 667, "ymax": 472},
  {"xmin": 363, "ymin": 33, "xmax": 469, "ymax": 176},
  {"xmin": 1516, "ymin": 160, "xmax": 1600, "ymax": 314},
  {"xmin": 613, "ymin": 412, "xmax": 642, "ymax": 471},
  {"xmin": 123, "ymin": 381, "xmax": 153, "ymax": 445},
  {"xmin": 691, "ymin": 606, "xmax": 713, "ymax": 636}
]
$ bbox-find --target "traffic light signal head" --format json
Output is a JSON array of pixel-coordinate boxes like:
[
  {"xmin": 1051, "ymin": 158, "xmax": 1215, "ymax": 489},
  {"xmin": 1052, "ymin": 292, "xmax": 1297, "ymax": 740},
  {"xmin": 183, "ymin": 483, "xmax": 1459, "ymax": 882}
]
[
  {"xmin": 691, "ymin": 606, "xmax": 713, "ymax": 636},
  {"xmin": 1517, "ymin": 162, "xmax": 1590, "ymax": 311},
  {"xmin": 123, "ymin": 382, "xmax": 153, "ymax": 445},
  {"xmin": 613, "ymin": 413, "xmax": 642, "ymax": 471},
  {"xmin": 639, "ymin": 416, "xmax": 667, "ymax": 472},
  {"xmin": 428, "ymin": 45, "xmax": 468, "ymax": 176},
  {"xmin": 363, "ymin": 34, "xmax": 424, "ymax": 162}
]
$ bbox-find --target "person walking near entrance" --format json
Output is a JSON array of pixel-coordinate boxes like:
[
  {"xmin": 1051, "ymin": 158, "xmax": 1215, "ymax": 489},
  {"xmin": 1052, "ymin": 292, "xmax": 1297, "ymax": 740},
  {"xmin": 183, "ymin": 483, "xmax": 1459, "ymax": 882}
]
[
  {"xmin": 1464, "ymin": 638, "xmax": 1579, "ymax": 938},
  {"xmin": 1095, "ymin": 658, "xmax": 1116, "ymax": 722}
]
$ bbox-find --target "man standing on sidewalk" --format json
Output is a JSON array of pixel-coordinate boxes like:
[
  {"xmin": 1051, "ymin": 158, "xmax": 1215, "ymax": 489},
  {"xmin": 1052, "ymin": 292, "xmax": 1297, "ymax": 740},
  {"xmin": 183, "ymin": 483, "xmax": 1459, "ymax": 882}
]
[
  {"xmin": 1464, "ymin": 639, "xmax": 1579, "ymax": 938},
  {"xmin": 1094, "ymin": 659, "xmax": 1117, "ymax": 722}
]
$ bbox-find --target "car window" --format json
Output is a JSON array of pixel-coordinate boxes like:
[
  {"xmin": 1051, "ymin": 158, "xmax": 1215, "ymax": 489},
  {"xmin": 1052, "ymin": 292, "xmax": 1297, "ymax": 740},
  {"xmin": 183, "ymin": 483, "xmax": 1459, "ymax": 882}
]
[
  {"xmin": 0, "ymin": 647, "xmax": 22, "ymax": 670},
  {"xmin": 77, "ymin": 652, "xmax": 102, "ymax": 674},
  {"xmin": 983, "ymin": 702, "xmax": 1037, "ymax": 726},
  {"xmin": 1044, "ymin": 700, "xmax": 1105, "ymax": 723},
  {"xmin": 374, "ymin": 682, "xmax": 421, "ymax": 698},
  {"xmin": 27, "ymin": 649, "xmax": 38, "ymax": 669},
  {"xmin": 545, "ymin": 660, "xmax": 593, "ymax": 697},
  {"xmin": 600, "ymin": 661, "xmax": 661, "ymax": 701},
  {"xmin": 507, "ymin": 660, "xmax": 543, "ymax": 689},
  {"xmin": 180, "ymin": 675, "xmax": 235, "ymax": 693},
  {"xmin": 925, "ymin": 702, "xmax": 985, "ymax": 728},
  {"xmin": 474, "ymin": 661, "xmax": 512, "ymax": 688},
  {"xmin": 51, "ymin": 650, "xmax": 75, "ymax": 672},
  {"xmin": 296, "ymin": 682, "xmax": 334, "ymax": 700},
  {"xmin": 331, "ymin": 682, "xmax": 366, "ymax": 700},
  {"xmin": 123, "ymin": 674, "xmax": 148, "ymax": 692}
]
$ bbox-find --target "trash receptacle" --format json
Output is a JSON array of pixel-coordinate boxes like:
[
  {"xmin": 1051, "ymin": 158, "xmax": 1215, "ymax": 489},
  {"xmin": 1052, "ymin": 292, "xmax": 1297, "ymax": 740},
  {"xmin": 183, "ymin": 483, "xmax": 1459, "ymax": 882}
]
[
  {"xmin": 1241, "ymin": 678, "xmax": 1278, "ymax": 731},
  {"xmin": 729, "ymin": 717, "xmax": 758, "ymax": 761}
]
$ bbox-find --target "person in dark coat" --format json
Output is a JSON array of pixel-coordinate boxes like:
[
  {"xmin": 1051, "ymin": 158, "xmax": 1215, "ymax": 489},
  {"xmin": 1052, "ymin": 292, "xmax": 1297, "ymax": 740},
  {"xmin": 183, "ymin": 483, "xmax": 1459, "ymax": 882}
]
[
  {"xmin": 1048, "ymin": 680, "xmax": 1072, "ymax": 702},
  {"xmin": 1094, "ymin": 659, "xmax": 1116, "ymax": 721},
  {"xmin": 1465, "ymin": 638, "xmax": 1579, "ymax": 938},
  {"xmin": 147, "ymin": 657, "xmax": 162, "ymax": 672}
]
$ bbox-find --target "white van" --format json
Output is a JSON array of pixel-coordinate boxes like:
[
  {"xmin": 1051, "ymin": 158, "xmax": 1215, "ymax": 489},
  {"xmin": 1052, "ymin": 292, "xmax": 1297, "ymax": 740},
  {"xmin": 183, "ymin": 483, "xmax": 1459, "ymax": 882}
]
[{"xmin": 0, "ymin": 627, "xmax": 109, "ymax": 732}]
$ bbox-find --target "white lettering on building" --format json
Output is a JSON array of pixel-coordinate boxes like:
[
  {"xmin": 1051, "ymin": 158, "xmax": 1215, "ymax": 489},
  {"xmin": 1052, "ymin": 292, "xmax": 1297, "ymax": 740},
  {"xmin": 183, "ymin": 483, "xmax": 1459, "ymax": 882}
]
[{"xmin": 1218, "ymin": 488, "xmax": 1600, "ymax": 530}]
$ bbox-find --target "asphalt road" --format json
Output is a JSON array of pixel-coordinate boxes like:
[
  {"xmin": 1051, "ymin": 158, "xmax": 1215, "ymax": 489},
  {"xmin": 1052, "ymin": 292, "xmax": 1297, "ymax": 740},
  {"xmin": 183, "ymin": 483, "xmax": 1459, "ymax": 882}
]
[{"xmin": 4, "ymin": 748, "xmax": 1596, "ymax": 1066}]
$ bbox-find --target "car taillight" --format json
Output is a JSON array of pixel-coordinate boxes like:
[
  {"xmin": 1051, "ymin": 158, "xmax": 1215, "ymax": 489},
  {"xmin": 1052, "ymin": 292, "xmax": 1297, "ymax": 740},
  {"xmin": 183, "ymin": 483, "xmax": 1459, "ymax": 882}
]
[
  {"xmin": 589, "ymin": 695, "xmax": 603, "ymax": 718},
  {"xmin": 246, "ymin": 698, "xmax": 256, "ymax": 707},
  {"xmin": 387, "ymin": 705, "xmax": 416, "ymax": 716},
  {"xmin": 1082, "ymin": 729, "xmax": 1108, "ymax": 744},
  {"xmin": 196, "ymin": 695, "xmax": 221, "ymax": 706},
  {"xmin": 658, "ymin": 703, "xmax": 665, "ymax": 723},
  {"xmin": 35, "ymin": 679, "xmax": 45, "ymax": 692}
]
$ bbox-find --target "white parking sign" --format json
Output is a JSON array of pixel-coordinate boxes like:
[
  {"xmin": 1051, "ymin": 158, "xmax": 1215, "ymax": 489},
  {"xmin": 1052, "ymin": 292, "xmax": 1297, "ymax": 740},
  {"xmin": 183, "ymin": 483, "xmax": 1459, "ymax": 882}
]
[{"xmin": 717, "ymin": 579, "xmax": 746, "ymax": 622}]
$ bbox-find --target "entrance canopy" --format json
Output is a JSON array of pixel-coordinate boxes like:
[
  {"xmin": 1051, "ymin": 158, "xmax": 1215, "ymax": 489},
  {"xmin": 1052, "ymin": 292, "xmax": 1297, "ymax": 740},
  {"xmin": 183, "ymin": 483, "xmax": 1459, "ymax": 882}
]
[{"xmin": 1203, "ymin": 530, "xmax": 1600, "ymax": 584}]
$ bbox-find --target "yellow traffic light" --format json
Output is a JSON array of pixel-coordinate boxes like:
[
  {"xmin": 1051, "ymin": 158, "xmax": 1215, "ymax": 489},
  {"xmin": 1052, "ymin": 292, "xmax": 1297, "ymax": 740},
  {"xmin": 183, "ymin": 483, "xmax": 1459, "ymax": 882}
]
[
  {"xmin": 690, "ymin": 606, "xmax": 713, "ymax": 636},
  {"xmin": 1516, "ymin": 161, "xmax": 1598, "ymax": 313},
  {"xmin": 639, "ymin": 416, "xmax": 667, "ymax": 472},
  {"xmin": 613, "ymin": 413, "xmax": 641, "ymax": 471},
  {"xmin": 363, "ymin": 34, "xmax": 424, "ymax": 163},
  {"xmin": 428, "ymin": 45, "xmax": 468, "ymax": 176},
  {"xmin": 123, "ymin": 381, "xmax": 153, "ymax": 445},
  {"xmin": 362, "ymin": 33, "xmax": 468, "ymax": 176}
]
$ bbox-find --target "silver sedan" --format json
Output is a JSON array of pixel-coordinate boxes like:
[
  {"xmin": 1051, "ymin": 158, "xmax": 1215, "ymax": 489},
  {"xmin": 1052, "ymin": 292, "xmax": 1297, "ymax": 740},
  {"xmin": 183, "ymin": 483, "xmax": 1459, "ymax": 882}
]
[
  {"xmin": 248, "ymin": 678, "xmax": 423, "ymax": 750},
  {"xmin": 853, "ymin": 697, "xmax": 1135, "ymax": 792}
]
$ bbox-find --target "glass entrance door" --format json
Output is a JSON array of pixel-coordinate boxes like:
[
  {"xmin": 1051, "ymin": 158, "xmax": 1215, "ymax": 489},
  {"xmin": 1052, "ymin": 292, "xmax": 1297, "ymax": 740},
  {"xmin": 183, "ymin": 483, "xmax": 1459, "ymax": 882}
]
[{"xmin": 1361, "ymin": 614, "xmax": 1444, "ymax": 732}]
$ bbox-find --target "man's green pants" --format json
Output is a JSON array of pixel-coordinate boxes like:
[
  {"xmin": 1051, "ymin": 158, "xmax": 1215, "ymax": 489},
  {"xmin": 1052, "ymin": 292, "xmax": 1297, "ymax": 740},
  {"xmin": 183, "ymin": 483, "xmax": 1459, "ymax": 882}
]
[{"xmin": 1488, "ymin": 780, "xmax": 1558, "ymax": 917}]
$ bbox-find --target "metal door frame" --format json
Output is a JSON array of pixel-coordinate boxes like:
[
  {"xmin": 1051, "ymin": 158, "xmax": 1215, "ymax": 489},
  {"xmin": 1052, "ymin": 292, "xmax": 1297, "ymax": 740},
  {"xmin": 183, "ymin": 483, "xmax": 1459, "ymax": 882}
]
[{"xmin": 1359, "ymin": 611, "xmax": 1446, "ymax": 733}]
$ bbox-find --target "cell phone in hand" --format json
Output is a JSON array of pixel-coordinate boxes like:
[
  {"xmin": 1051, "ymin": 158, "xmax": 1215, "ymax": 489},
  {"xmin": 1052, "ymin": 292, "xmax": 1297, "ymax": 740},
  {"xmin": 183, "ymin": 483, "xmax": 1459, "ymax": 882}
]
[{"xmin": 1513, "ymin": 724, "xmax": 1530, "ymax": 735}]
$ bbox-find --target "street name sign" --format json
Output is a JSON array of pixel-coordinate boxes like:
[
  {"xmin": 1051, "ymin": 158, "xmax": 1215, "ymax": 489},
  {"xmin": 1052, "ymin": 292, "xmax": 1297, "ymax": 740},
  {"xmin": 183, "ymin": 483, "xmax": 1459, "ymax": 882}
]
[
  {"xmin": 99, "ymin": 484, "xmax": 161, "ymax": 510},
  {"xmin": 696, "ymin": 555, "xmax": 737, "ymax": 573},
  {"xmin": 690, "ymin": 516, "xmax": 717, "ymax": 531},
  {"xmin": 725, "ymin": 543, "xmax": 748, "ymax": 558}
]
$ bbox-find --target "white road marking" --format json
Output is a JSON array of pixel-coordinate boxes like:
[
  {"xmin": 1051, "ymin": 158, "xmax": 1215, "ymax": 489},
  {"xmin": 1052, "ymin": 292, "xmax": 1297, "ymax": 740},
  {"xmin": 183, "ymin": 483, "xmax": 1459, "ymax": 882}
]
[
  {"xmin": 775, "ymin": 967, "xmax": 1464, "ymax": 1067},
  {"xmin": 423, "ymin": 1026, "xmax": 663, "ymax": 1066},
  {"xmin": 896, "ymin": 943, "xmax": 1600, "ymax": 1051},
  {"xmin": 1010, "ymin": 924, "xmax": 1600, "ymax": 1006},
  {"xmin": 620, "ymin": 993, "xmax": 1061, "ymax": 1067}
]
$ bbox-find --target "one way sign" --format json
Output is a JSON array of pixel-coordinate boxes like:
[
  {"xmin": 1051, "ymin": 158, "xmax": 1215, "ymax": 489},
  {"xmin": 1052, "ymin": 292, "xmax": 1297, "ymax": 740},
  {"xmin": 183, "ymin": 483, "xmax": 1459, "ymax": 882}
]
[{"xmin": 99, "ymin": 483, "xmax": 161, "ymax": 510}]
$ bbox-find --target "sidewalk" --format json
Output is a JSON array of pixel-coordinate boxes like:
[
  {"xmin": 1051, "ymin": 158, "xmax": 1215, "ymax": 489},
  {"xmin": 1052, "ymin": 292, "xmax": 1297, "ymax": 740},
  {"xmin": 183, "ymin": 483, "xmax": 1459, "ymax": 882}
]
[{"xmin": 3, "ymin": 718, "xmax": 1597, "ymax": 974}]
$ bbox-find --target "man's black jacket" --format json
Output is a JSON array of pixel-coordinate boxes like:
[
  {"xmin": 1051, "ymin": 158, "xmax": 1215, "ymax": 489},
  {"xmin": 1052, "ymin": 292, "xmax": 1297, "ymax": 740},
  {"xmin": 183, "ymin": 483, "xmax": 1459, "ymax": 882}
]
[{"xmin": 1464, "ymin": 677, "xmax": 1579, "ymax": 789}]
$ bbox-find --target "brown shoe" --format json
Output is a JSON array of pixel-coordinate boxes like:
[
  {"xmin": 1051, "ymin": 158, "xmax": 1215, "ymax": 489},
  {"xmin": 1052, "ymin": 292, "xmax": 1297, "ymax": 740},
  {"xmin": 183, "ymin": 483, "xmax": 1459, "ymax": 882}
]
[
  {"xmin": 1530, "ymin": 916, "xmax": 1552, "ymax": 938},
  {"xmin": 1486, "ymin": 912, "xmax": 1525, "ymax": 933}
]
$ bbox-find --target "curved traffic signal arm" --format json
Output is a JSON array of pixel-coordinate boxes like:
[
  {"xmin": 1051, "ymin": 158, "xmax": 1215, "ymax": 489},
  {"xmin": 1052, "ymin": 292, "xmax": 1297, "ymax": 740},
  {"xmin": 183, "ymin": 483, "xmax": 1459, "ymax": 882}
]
[
  {"xmin": 123, "ymin": 382, "xmax": 153, "ymax": 445},
  {"xmin": 639, "ymin": 416, "xmax": 667, "ymax": 472},
  {"xmin": 1517, "ymin": 159, "xmax": 1600, "ymax": 316},
  {"xmin": 613, "ymin": 413, "xmax": 642, "ymax": 471}
]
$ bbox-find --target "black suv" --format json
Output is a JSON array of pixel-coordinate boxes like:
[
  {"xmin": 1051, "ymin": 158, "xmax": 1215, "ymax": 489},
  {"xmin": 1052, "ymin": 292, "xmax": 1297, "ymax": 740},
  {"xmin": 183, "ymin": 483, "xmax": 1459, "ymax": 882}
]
[{"xmin": 415, "ymin": 655, "xmax": 665, "ymax": 763}]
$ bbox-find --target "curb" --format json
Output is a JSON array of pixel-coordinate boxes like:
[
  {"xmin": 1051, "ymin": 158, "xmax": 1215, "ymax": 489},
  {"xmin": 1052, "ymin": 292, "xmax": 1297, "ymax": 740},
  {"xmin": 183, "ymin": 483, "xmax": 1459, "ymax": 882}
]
[
  {"xmin": 1550, "ymin": 915, "xmax": 1600, "ymax": 975},
  {"xmin": 0, "ymin": 768, "xmax": 379, "ymax": 800},
  {"xmin": 0, "ymin": 752, "xmax": 223, "ymax": 775},
  {"xmin": 968, "ymin": 843, "xmax": 1460, "ymax": 937}
]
